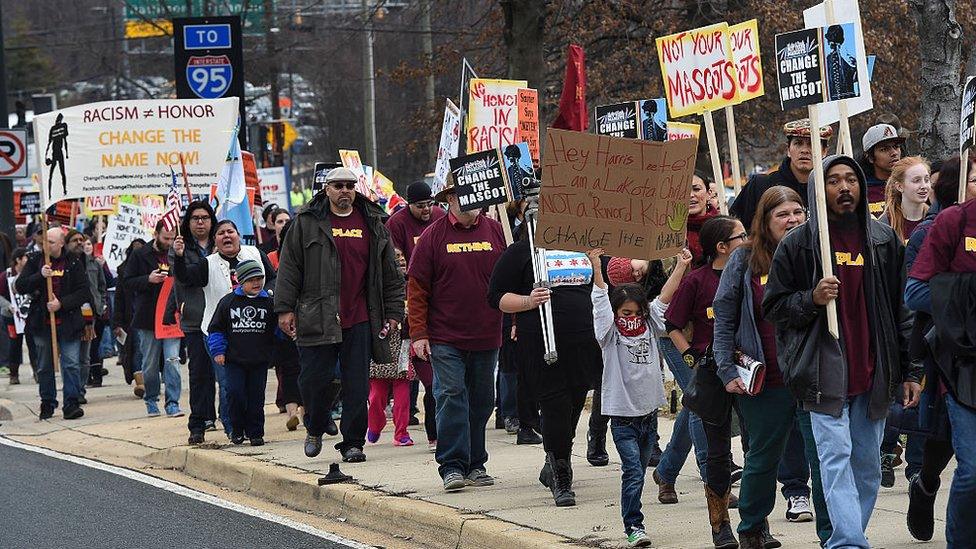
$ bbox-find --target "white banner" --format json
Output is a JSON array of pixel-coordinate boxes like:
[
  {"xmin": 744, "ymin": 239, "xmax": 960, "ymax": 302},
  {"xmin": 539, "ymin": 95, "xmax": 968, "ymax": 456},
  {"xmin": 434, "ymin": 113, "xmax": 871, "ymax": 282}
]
[
  {"xmin": 803, "ymin": 0, "xmax": 873, "ymax": 125},
  {"xmin": 432, "ymin": 99, "xmax": 461, "ymax": 196},
  {"xmin": 32, "ymin": 98, "xmax": 239, "ymax": 206},
  {"xmin": 104, "ymin": 203, "xmax": 153, "ymax": 275},
  {"xmin": 7, "ymin": 274, "xmax": 29, "ymax": 335},
  {"xmin": 257, "ymin": 166, "xmax": 291, "ymax": 212}
]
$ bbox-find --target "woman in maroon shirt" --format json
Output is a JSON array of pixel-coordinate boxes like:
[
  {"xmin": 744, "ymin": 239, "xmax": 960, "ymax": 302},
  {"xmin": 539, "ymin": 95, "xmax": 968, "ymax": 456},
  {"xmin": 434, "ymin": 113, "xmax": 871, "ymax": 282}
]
[
  {"xmin": 712, "ymin": 187, "xmax": 809, "ymax": 547},
  {"xmin": 881, "ymin": 156, "xmax": 931, "ymax": 242}
]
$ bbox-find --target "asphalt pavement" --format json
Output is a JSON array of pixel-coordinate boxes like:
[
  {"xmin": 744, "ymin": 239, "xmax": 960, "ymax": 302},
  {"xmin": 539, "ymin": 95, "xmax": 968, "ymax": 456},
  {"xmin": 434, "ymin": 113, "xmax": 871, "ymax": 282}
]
[{"xmin": 0, "ymin": 440, "xmax": 368, "ymax": 549}]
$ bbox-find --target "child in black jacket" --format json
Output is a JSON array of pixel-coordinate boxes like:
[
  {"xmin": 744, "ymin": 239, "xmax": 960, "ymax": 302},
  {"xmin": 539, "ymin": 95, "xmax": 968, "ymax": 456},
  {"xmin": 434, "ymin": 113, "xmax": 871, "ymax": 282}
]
[{"xmin": 207, "ymin": 260, "xmax": 276, "ymax": 446}]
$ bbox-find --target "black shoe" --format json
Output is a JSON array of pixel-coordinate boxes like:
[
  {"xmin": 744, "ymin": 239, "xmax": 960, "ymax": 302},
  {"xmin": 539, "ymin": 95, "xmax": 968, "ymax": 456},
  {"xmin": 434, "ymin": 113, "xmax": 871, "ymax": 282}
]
[
  {"xmin": 231, "ymin": 433, "xmax": 245, "ymax": 445},
  {"xmin": 539, "ymin": 455, "xmax": 553, "ymax": 488},
  {"xmin": 907, "ymin": 473, "xmax": 938, "ymax": 541},
  {"xmin": 101, "ymin": 367, "xmax": 109, "ymax": 376},
  {"xmin": 516, "ymin": 427, "xmax": 543, "ymax": 445},
  {"xmin": 63, "ymin": 406, "xmax": 84, "ymax": 420},
  {"xmin": 39, "ymin": 404, "xmax": 55, "ymax": 420},
  {"xmin": 250, "ymin": 437, "xmax": 265, "ymax": 447},
  {"xmin": 586, "ymin": 430, "xmax": 609, "ymax": 466},
  {"xmin": 341, "ymin": 446, "xmax": 366, "ymax": 463},
  {"xmin": 730, "ymin": 462, "xmax": 743, "ymax": 485},
  {"xmin": 409, "ymin": 415, "xmax": 420, "ymax": 426},
  {"xmin": 881, "ymin": 453, "xmax": 896, "ymax": 488},
  {"xmin": 89, "ymin": 381, "xmax": 102, "ymax": 388},
  {"xmin": 188, "ymin": 432, "xmax": 205, "ymax": 445},
  {"xmin": 494, "ymin": 414, "xmax": 505, "ymax": 429},
  {"xmin": 77, "ymin": 396, "xmax": 88, "ymax": 405},
  {"xmin": 550, "ymin": 454, "xmax": 576, "ymax": 507},
  {"xmin": 304, "ymin": 435, "xmax": 323, "ymax": 457},
  {"xmin": 647, "ymin": 443, "xmax": 663, "ymax": 467},
  {"xmin": 324, "ymin": 416, "xmax": 339, "ymax": 437},
  {"xmin": 712, "ymin": 522, "xmax": 739, "ymax": 549},
  {"xmin": 761, "ymin": 521, "xmax": 781, "ymax": 548}
]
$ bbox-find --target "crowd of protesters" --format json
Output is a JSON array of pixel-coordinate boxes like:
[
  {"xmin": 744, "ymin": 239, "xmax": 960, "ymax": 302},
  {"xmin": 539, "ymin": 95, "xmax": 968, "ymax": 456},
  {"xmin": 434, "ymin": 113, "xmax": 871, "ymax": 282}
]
[{"xmin": 6, "ymin": 117, "xmax": 975, "ymax": 549}]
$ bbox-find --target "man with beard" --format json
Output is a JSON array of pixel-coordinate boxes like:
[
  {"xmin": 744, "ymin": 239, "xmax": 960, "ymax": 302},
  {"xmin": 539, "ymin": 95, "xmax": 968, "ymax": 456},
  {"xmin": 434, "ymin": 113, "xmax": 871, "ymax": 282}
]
[
  {"xmin": 731, "ymin": 119, "xmax": 833, "ymax": 230},
  {"xmin": 276, "ymin": 167, "xmax": 404, "ymax": 463},
  {"xmin": 385, "ymin": 181, "xmax": 445, "ymax": 265},
  {"xmin": 859, "ymin": 123, "xmax": 905, "ymax": 217},
  {"xmin": 763, "ymin": 155, "xmax": 921, "ymax": 548},
  {"xmin": 173, "ymin": 219, "xmax": 276, "ymax": 439}
]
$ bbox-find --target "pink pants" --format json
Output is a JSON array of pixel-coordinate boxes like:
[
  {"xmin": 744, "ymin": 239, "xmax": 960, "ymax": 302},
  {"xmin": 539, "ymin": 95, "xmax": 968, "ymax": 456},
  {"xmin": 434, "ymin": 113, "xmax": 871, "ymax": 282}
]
[{"xmin": 368, "ymin": 378, "xmax": 411, "ymax": 442}]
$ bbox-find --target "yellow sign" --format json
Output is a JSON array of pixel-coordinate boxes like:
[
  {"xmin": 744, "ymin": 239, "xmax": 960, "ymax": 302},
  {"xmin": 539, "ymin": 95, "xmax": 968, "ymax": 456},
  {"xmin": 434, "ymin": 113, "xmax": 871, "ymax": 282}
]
[
  {"xmin": 125, "ymin": 19, "xmax": 173, "ymax": 39},
  {"xmin": 667, "ymin": 122, "xmax": 701, "ymax": 141},
  {"xmin": 267, "ymin": 122, "xmax": 297, "ymax": 151},
  {"xmin": 656, "ymin": 23, "xmax": 741, "ymax": 118},
  {"xmin": 729, "ymin": 20, "xmax": 765, "ymax": 103}
]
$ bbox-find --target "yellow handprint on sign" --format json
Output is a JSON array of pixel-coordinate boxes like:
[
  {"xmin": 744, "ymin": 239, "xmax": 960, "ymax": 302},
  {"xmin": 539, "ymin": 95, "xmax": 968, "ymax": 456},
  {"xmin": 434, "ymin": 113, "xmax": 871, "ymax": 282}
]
[{"xmin": 667, "ymin": 201, "xmax": 689, "ymax": 232}]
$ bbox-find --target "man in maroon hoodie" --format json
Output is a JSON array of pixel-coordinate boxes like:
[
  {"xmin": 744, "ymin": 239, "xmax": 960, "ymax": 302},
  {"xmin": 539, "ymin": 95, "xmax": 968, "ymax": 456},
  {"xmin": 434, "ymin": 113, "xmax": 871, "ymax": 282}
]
[{"xmin": 408, "ymin": 178, "xmax": 506, "ymax": 491}]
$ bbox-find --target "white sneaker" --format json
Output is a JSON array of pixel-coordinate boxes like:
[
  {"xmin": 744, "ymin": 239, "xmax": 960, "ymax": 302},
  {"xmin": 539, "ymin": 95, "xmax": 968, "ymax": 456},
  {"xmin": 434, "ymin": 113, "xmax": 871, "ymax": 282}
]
[
  {"xmin": 786, "ymin": 495, "xmax": 814, "ymax": 522},
  {"xmin": 627, "ymin": 528, "xmax": 652, "ymax": 547}
]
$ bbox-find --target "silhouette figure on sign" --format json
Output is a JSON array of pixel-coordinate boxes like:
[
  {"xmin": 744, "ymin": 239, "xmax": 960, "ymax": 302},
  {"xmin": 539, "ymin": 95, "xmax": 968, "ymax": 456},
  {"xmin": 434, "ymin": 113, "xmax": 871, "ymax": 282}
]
[
  {"xmin": 824, "ymin": 25, "xmax": 858, "ymax": 101},
  {"xmin": 45, "ymin": 113, "xmax": 69, "ymax": 197}
]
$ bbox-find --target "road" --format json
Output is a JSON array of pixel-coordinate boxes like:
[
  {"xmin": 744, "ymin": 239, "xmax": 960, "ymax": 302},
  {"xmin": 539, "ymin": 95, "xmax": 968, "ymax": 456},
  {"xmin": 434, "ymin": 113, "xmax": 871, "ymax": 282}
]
[{"xmin": 0, "ymin": 439, "xmax": 370, "ymax": 549}]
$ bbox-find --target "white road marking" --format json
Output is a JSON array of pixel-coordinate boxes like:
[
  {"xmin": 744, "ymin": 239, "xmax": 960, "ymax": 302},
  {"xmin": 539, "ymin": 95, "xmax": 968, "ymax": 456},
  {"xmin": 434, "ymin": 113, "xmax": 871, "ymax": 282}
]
[{"xmin": 0, "ymin": 436, "xmax": 374, "ymax": 549}]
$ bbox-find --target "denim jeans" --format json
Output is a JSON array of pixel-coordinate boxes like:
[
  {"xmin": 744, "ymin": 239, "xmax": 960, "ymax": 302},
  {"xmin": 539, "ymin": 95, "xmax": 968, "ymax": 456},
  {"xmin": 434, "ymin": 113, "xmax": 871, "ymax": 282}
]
[
  {"xmin": 137, "ymin": 329, "xmax": 182, "ymax": 408},
  {"xmin": 798, "ymin": 409, "xmax": 833, "ymax": 545},
  {"xmin": 809, "ymin": 393, "xmax": 884, "ymax": 549},
  {"xmin": 498, "ymin": 369, "xmax": 518, "ymax": 419},
  {"xmin": 610, "ymin": 413, "xmax": 657, "ymax": 536},
  {"xmin": 224, "ymin": 363, "xmax": 268, "ymax": 440},
  {"xmin": 945, "ymin": 394, "xmax": 976, "ymax": 547},
  {"xmin": 655, "ymin": 337, "xmax": 708, "ymax": 484},
  {"xmin": 430, "ymin": 344, "xmax": 497, "ymax": 478},
  {"xmin": 34, "ymin": 333, "xmax": 82, "ymax": 410},
  {"xmin": 212, "ymin": 356, "xmax": 231, "ymax": 434},
  {"xmin": 778, "ymin": 413, "xmax": 811, "ymax": 499}
]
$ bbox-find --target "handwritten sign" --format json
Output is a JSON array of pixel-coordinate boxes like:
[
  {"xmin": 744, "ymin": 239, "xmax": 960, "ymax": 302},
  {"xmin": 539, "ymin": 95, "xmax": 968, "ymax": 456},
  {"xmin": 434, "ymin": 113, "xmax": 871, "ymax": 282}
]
[
  {"xmin": 467, "ymin": 78, "xmax": 527, "ymax": 153},
  {"xmin": 516, "ymin": 88, "xmax": 540, "ymax": 165},
  {"xmin": 656, "ymin": 23, "xmax": 740, "ymax": 118},
  {"xmin": 449, "ymin": 149, "xmax": 510, "ymax": 212},
  {"xmin": 104, "ymin": 202, "xmax": 152, "ymax": 274},
  {"xmin": 536, "ymin": 129, "xmax": 698, "ymax": 260},
  {"xmin": 84, "ymin": 195, "xmax": 120, "ymax": 216},
  {"xmin": 667, "ymin": 122, "xmax": 701, "ymax": 141},
  {"xmin": 432, "ymin": 99, "xmax": 461, "ymax": 196},
  {"xmin": 729, "ymin": 20, "xmax": 765, "ymax": 102}
]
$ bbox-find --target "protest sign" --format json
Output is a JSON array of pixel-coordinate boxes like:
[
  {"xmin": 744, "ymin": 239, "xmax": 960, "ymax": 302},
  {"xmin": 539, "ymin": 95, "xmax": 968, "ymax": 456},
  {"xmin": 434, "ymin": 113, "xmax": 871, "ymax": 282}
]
[
  {"xmin": 656, "ymin": 23, "xmax": 740, "ymax": 118},
  {"xmin": 449, "ymin": 149, "xmax": 510, "ymax": 212},
  {"xmin": 960, "ymin": 77, "xmax": 976, "ymax": 204},
  {"xmin": 256, "ymin": 166, "xmax": 291, "ymax": 212},
  {"xmin": 17, "ymin": 192, "xmax": 41, "ymax": 216},
  {"xmin": 154, "ymin": 277, "xmax": 184, "ymax": 339},
  {"xmin": 466, "ymin": 78, "xmax": 527, "ymax": 153},
  {"xmin": 804, "ymin": 0, "xmax": 873, "ymax": 125},
  {"xmin": 729, "ymin": 20, "xmax": 765, "ymax": 102},
  {"xmin": 516, "ymin": 88, "xmax": 540, "ymax": 165},
  {"xmin": 104, "ymin": 202, "xmax": 153, "ymax": 274},
  {"xmin": 638, "ymin": 99, "xmax": 668, "ymax": 142},
  {"xmin": 595, "ymin": 102, "xmax": 640, "ymax": 139},
  {"xmin": 776, "ymin": 24, "xmax": 860, "ymax": 111},
  {"xmin": 433, "ymin": 99, "xmax": 462, "ymax": 196},
  {"xmin": 502, "ymin": 142, "xmax": 534, "ymax": 201},
  {"xmin": 7, "ymin": 274, "xmax": 29, "ymax": 335},
  {"xmin": 31, "ymin": 98, "xmax": 239, "ymax": 206},
  {"xmin": 536, "ymin": 129, "xmax": 698, "ymax": 260},
  {"xmin": 311, "ymin": 162, "xmax": 342, "ymax": 194},
  {"xmin": 338, "ymin": 149, "xmax": 371, "ymax": 195},
  {"xmin": 84, "ymin": 195, "xmax": 120, "ymax": 216},
  {"xmin": 667, "ymin": 122, "xmax": 701, "ymax": 141}
]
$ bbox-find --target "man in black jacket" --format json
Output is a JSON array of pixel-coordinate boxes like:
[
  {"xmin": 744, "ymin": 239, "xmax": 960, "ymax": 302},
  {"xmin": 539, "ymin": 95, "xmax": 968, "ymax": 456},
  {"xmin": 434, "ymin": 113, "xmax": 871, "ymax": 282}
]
[
  {"xmin": 16, "ymin": 228, "xmax": 91, "ymax": 420},
  {"xmin": 763, "ymin": 155, "xmax": 921, "ymax": 548},
  {"xmin": 730, "ymin": 119, "xmax": 832, "ymax": 229}
]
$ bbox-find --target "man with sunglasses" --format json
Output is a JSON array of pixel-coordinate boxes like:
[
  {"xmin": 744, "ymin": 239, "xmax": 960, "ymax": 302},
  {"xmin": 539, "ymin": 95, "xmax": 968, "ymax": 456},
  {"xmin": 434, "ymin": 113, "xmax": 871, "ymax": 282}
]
[
  {"xmin": 276, "ymin": 167, "xmax": 405, "ymax": 463},
  {"xmin": 385, "ymin": 181, "xmax": 445, "ymax": 266}
]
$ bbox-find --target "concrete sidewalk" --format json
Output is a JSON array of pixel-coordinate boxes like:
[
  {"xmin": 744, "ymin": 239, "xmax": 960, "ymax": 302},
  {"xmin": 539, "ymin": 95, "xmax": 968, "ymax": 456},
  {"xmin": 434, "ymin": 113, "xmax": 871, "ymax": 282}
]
[{"xmin": 0, "ymin": 365, "xmax": 949, "ymax": 548}]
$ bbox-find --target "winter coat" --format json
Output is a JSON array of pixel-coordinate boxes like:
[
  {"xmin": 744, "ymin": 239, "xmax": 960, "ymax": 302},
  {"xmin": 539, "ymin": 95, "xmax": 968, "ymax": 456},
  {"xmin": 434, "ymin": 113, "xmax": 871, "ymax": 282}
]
[{"xmin": 15, "ymin": 251, "xmax": 91, "ymax": 338}]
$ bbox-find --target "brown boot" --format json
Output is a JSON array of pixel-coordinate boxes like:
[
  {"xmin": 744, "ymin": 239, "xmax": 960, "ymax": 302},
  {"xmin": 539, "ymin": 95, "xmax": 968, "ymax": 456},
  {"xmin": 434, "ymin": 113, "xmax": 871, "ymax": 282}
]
[
  {"xmin": 133, "ymin": 371, "xmax": 145, "ymax": 398},
  {"xmin": 705, "ymin": 485, "xmax": 739, "ymax": 549},
  {"xmin": 653, "ymin": 469, "xmax": 678, "ymax": 504}
]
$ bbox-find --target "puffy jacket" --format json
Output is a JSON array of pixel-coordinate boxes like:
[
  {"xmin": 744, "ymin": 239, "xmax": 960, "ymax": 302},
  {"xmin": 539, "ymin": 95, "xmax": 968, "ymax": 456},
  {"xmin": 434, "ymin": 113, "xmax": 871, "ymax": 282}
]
[
  {"xmin": 762, "ymin": 155, "xmax": 920, "ymax": 420},
  {"xmin": 274, "ymin": 192, "xmax": 405, "ymax": 362}
]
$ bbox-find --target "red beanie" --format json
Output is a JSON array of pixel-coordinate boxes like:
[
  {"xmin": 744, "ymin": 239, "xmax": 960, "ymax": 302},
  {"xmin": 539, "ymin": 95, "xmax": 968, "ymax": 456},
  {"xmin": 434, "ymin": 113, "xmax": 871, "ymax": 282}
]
[{"xmin": 607, "ymin": 257, "xmax": 636, "ymax": 286}]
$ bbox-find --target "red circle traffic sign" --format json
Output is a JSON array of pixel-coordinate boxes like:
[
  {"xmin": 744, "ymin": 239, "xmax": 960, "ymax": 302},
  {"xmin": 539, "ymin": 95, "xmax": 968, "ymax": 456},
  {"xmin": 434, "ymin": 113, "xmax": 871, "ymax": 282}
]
[{"xmin": 0, "ymin": 130, "xmax": 27, "ymax": 177}]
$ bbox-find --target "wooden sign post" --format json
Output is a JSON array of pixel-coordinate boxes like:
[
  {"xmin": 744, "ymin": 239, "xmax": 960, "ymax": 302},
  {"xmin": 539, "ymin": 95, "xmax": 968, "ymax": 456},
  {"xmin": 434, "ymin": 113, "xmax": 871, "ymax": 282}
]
[
  {"xmin": 702, "ymin": 111, "xmax": 730, "ymax": 214},
  {"xmin": 724, "ymin": 105, "xmax": 744, "ymax": 196},
  {"xmin": 808, "ymin": 108, "xmax": 840, "ymax": 338},
  {"xmin": 40, "ymin": 213, "xmax": 61, "ymax": 372}
]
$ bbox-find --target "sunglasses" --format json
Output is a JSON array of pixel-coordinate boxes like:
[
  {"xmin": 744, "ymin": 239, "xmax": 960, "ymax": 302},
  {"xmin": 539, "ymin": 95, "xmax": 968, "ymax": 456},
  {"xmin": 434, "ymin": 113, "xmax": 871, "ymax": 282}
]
[
  {"xmin": 412, "ymin": 201, "xmax": 433, "ymax": 209},
  {"xmin": 330, "ymin": 182, "xmax": 356, "ymax": 191}
]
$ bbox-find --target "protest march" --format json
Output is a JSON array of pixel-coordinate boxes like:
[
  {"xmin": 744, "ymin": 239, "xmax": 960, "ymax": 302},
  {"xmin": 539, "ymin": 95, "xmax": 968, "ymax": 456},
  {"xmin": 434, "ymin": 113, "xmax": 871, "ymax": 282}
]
[{"xmin": 1, "ymin": 1, "xmax": 975, "ymax": 548}]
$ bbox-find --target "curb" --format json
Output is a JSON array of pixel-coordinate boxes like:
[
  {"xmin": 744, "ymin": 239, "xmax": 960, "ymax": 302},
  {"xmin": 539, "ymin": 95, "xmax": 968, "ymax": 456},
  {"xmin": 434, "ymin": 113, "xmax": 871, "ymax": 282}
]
[{"xmin": 148, "ymin": 446, "xmax": 574, "ymax": 549}]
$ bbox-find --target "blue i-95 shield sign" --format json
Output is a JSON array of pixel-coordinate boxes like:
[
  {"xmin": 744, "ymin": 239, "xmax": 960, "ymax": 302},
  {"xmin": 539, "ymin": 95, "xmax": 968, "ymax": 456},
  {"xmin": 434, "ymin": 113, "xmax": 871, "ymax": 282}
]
[{"xmin": 186, "ymin": 55, "xmax": 233, "ymax": 99}]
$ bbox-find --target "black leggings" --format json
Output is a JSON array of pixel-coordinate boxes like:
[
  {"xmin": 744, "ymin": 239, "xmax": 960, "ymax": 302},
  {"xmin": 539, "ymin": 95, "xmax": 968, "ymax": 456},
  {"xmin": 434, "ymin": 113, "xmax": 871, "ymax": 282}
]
[{"xmin": 702, "ymin": 400, "xmax": 739, "ymax": 496}]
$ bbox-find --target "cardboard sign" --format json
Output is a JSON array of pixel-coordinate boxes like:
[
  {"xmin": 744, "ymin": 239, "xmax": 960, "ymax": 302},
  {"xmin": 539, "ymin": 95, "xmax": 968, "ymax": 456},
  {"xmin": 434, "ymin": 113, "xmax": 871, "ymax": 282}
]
[
  {"xmin": 638, "ymin": 99, "xmax": 668, "ymax": 142},
  {"xmin": 502, "ymin": 142, "xmax": 534, "ymax": 201},
  {"xmin": 449, "ymin": 149, "xmax": 510, "ymax": 212},
  {"xmin": 31, "ymin": 98, "xmax": 239, "ymax": 206},
  {"xmin": 656, "ymin": 23, "xmax": 740, "ymax": 118},
  {"xmin": 17, "ymin": 192, "xmax": 41, "ymax": 216},
  {"xmin": 338, "ymin": 149, "xmax": 371, "ymax": 195},
  {"xmin": 466, "ymin": 78, "xmax": 527, "ymax": 153},
  {"xmin": 729, "ymin": 20, "xmax": 765, "ymax": 102},
  {"xmin": 804, "ymin": 0, "xmax": 873, "ymax": 125},
  {"xmin": 432, "ymin": 99, "xmax": 462, "ymax": 196},
  {"xmin": 775, "ymin": 24, "xmax": 860, "ymax": 111},
  {"xmin": 595, "ymin": 102, "xmax": 640, "ymax": 138},
  {"xmin": 104, "ymin": 202, "xmax": 152, "ymax": 274},
  {"xmin": 667, "ymin": 122, "xmax": 701, "ymax": 141},
  {"xmin": 961, "ymin": 77, "xmax": 976, "ymax": 153},
  {"xmin": 536, "ymin": 129, "xmax": 698, "ymax": 260},
  {"xmin": 516, "ymin": 88, "xmax": 540, "ymax": 165}
]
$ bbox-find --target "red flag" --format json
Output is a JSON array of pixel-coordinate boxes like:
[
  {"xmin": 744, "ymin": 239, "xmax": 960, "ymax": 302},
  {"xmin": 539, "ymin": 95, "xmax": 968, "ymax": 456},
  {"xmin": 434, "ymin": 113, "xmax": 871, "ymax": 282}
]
[{"xmin": 551, "ymin": 44, "xmax": 587, "ymax": 132}]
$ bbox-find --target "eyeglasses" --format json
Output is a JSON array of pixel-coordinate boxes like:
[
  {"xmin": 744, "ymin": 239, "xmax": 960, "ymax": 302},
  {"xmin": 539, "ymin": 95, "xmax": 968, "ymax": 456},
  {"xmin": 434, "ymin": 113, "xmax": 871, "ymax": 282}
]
[
  {"xmin": 330, "ymin": 182, "xmax": 356, "ymax": 191},
  {"xmin": 412, "ymin": 201, "xmax": 433, "ymax": 209},
  {"xmin": 190, "ymin": 215, "xmax": 210, "ymax": 223},
  {"xmin": 723, "ymin": 232, "xmax": 747, "ymax": 243}
]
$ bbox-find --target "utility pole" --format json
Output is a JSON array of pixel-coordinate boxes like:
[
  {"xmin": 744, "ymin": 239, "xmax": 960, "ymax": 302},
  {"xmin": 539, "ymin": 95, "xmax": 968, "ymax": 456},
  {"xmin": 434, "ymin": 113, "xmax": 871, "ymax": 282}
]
[
  {"xmin": 420, "ymin": 0, "xmax": 436, "ymax": 163},
  {"xmin": 0, "ymin": 2, "xmax": 15, "ymax": 242},
  {"xmin": 264, "ymin": 0, "xmax": 284, "ymax": 166},
  {"xmin": 362, "ymin": 0, "xmax": 378, "ymax": 169}
]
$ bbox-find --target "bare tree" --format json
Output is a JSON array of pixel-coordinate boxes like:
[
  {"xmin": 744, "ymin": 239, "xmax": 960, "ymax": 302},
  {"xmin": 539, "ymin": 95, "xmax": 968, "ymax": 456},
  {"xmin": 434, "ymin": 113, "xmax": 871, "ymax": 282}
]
[
  {"xmin": 500, "ymin": 0, "xmax": 546, "ymax": 89},
  {"xmin": 910, "ymin": 0, "xmax": 963, "ymax": 161}
]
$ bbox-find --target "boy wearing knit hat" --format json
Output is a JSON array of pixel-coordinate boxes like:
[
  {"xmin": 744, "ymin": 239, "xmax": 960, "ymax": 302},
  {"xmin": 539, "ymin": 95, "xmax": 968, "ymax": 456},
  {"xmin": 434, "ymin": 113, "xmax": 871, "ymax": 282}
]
[{"xmin": 207, "ymin": 259, "xmax": 277, "ymax": 446}]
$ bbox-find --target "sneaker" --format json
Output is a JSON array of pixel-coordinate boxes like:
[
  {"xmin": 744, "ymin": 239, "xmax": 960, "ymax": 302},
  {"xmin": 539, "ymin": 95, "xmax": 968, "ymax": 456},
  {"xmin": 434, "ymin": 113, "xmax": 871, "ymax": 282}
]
[
  {"xmin": 393, "ymin": 436, "xmax": 414, "ymax": 447},
  {"xmin": 341, "ymin": 446, "xmax": 367, "ymax": 463},
  {"xmin": 63, "ymin": 405, "xmax": 84, "ymax": 420},
  {"xmin": 304, "ymin": 434, "xmax": 323, "ymax": 457},
  {"xmin": 204, "ymin": 420, "xmax": 217, "ymax": 432},
  {"xmin": 39, "ymin": 404, "xmax": 55, "ymax": 420},
  {"xmin": 286, "ymin": 415, "xmax": 300, "ymax": 431},
  {"xmin": 907, "ymin": 473, "xmax": 938, "ymax": 541},
  {"xmin": 627, "ymin": 528, "xmax": 653, "ymax": 547},
  {"xmin": 427, "ymin": 439, "xmax": 437, "ymax": 453},
  {"xmin": 250, "ymin": 437, "xmax": 265, "ymax": 447},
  {"xmin": 465, "ymin": 468, "xmax": 494, "ymax": 487},
  {"xmin": 188, "ymin": 432, "xmax": 205, "ymax": 445},
  {"xmin": 730, "ymin": 462, "xmax": 743, "ymax": 485},
  {"xmin": 881, "ymin": 453, "xmax": 896, "ymax": 488},
  {"xmin": 146, "ymin": 401, "xmax": 161, "ymax": 417},
  {"xmin": 165, "ymin": 404, "xmax": 184, "ymax": 418},
  {"xmin": 516, "ymin": 427, "xmax": 543, "ymax": 445},
  {"xmin": 785, "ymin": 495, "xmax": 814, "ymax": 522},
  {"xmin": 504, "ymin": 416, "xmax": 520, "ymax": 435},
  {"xmin": 366, "ymin": 429, "xmax": 381, "ymax": 444},
  {"xmin": 231, "ymin": 433, "xmax": 245, "ymax": 445},
  {"xmin": 443, "ymin": 471, "xmax": 466, "ymax": 491}
]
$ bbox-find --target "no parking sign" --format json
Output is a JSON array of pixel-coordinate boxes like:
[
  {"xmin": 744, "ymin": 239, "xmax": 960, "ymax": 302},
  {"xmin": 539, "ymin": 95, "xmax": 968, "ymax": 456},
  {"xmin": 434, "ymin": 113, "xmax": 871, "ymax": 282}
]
[{"xmin": 0, "ymin": 129, "xmax": 28, "ymax": 179}]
